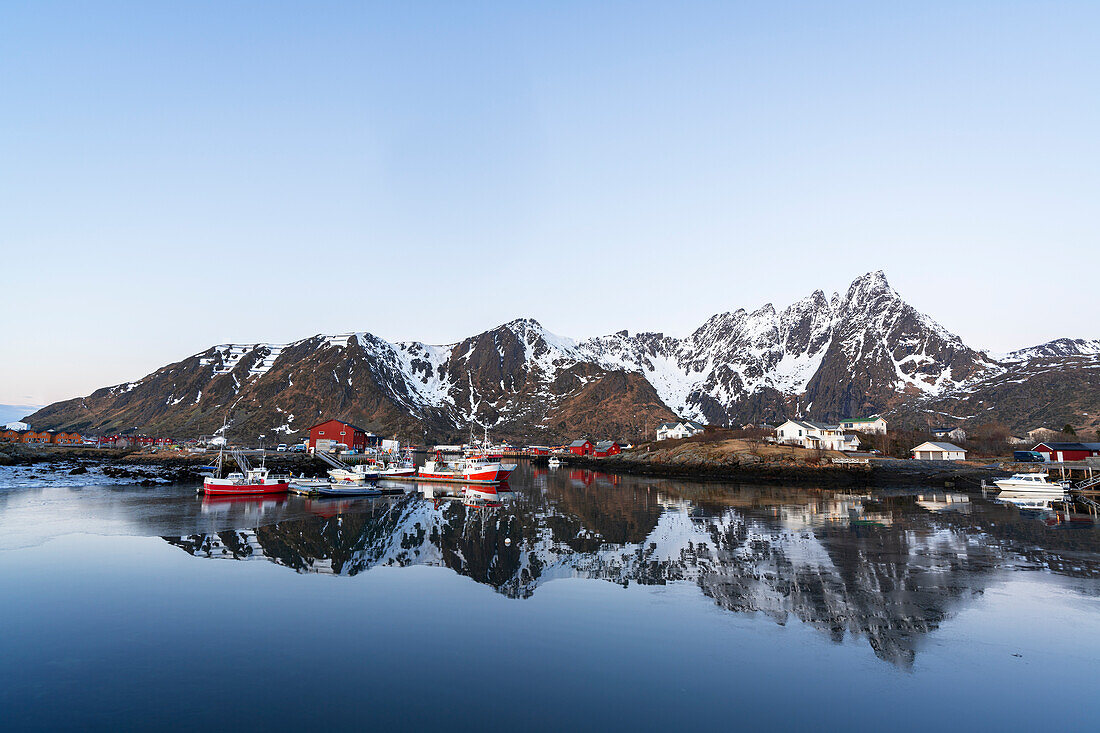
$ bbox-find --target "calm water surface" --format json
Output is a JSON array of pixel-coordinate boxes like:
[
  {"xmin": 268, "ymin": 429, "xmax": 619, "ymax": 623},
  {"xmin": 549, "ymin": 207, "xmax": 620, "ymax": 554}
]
[{"xmin": 1, "ymin": 462, "xmax": 1098, "ymax": 731}]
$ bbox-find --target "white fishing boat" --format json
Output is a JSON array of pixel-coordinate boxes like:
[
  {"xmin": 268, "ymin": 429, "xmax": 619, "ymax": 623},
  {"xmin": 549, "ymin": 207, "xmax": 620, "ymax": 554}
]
[
  {"xmin": 378, "ymin": 448, "xmax": 417, "ymax": 477},
  {"xmin": 993, "ymin": 473, "xmax": 1069, "ymax": 494},
  {"xmin": 547, "ymin": 457, "xmax": 562, "ymax": 468}
]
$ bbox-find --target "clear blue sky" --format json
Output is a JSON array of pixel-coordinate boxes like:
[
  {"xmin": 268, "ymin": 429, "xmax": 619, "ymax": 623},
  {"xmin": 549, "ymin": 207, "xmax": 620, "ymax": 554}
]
[{"xmin": 2, "ymin": 1, "xmax": 1098, "ymax": 404}]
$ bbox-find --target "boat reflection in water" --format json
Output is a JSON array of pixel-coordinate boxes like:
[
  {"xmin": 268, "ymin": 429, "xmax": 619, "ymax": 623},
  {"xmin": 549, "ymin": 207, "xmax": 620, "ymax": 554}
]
[
  {"xmin": 166, "ymin": 467, "xmax": 1100, "ymax": 668},
  {"xmin": 995, "ymin": 489, "xmax": 1064, "ymax": 512},
  {"xmin": 200, "ymin": 494, "xmax": 288, "ymax": 514}
]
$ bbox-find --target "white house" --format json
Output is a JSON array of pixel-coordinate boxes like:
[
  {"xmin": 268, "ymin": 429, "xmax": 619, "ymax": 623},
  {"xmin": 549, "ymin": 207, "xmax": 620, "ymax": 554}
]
[
  {"xmin": 839, "ymin": 416, "xmax": 887, "ymax": 434},
  {"xmin": 656, "ymin": 420, "xmax": 704, "ymax": 441},
  {"xmin": 911, "ymin": 441, "xmax": 967, "ymax": 461},
  {"xmin": 775, "ymin": 420, "xmax": 859, "ymax": 452},
  {"xmin": 1027, "ymin": 427, "xmax": 1059, "ymax": 442},
  {"xmin": 931, "ymin": 427, "xmax": 967, "ymax": 442}
]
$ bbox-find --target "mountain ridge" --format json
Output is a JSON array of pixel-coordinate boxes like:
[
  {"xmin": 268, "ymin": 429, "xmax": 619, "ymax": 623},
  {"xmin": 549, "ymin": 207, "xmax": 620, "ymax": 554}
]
[{"xmin": 26, "ymin": 272, "xmax": 1099, "ymax": 441}]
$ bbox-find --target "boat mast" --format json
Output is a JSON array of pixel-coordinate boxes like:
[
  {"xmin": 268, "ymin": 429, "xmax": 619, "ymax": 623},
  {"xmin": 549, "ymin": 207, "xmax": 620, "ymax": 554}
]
[{"xmin": 216, "ymin": 414, "xmax": 227, "ymax": 479}]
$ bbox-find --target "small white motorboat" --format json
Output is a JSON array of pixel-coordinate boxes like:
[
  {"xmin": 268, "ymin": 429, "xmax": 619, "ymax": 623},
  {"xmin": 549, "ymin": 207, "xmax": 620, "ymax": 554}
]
[
  {"xmin": 289, "ymin": 478, "xmax": 333, "ymax": 495},
  {"xmin": 315, "ymin": 483, "xmax": 381, "ymax": 497},
  {"xmin": 993, "ymin": 473, "xmax": 1069, "ymax": 494},
  {"xmin": 547, "ymin": 457, "xmax": 562, "ymax": 468}
]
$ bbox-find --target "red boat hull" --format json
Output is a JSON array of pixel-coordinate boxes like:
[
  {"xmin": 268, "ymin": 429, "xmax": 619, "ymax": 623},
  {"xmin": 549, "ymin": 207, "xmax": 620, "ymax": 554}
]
[
  {"xmin": 416, "ymin": 467, "xmax": 513, "ymax": 484},
  {"xmin": 202, "ymin": 479, "xmax": 290, "ymax": 495}
]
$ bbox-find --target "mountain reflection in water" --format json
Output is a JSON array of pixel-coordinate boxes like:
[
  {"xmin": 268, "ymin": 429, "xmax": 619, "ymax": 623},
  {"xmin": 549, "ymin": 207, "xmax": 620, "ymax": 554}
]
[{"xmin": 163, "ymin": 467, "xmax": 1100, "ymax": 668}]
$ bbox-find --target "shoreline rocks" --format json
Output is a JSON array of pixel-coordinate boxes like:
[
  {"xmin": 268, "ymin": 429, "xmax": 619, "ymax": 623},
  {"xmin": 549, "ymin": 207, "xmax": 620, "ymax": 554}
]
[{"xmin": 559, "ymin": 453, "xmax": 1000, "ymax": 488}]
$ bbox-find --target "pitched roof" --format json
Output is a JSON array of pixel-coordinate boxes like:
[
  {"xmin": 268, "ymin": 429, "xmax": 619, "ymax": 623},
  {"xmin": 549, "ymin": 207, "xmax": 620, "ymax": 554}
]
[
  {"xmin": 779, "ymin": 419, "xmax": 815, "ymax": 430},
  {"xmin": 308, "ymin": 419, "xmax": 370, "ymax": 433},
  {"xmin": 1035, "ymin": 442, "xmax": 1088, "ymax": 451},
  {"xmin": 594, "ymin": 440, "xmax": 617, "ymax": 449},
  {"xmin": 569, "ymin": 439, "xmax": 591, "ymax": 447},
  {"xmin": 657, "ymin": 422, "xmax": 678, "ymax": 430},
  {"xmin": 840, "ymin": 416, "xmax": 883, "ymax": 423},
  {"xmin": 684, "ymin": 421, "xmax": 704, "ymax": 430},
  {"xmin": 913, "ymin": 441, "xmax": 966, "ymax": 452}
]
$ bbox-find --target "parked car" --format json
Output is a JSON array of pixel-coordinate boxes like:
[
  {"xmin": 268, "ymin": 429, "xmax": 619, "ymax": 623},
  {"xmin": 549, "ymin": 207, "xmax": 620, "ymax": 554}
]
[
  {"xmin": 277, "ymin": 444, "xmax": 288, "ymax": 452},
  {"xmin": 1013, "ymin": 450, "xmax": 1045, "ymax": 463},
  {"xmin": 290, "ymin": 444, "xmax": 306, "ymax": 452}
]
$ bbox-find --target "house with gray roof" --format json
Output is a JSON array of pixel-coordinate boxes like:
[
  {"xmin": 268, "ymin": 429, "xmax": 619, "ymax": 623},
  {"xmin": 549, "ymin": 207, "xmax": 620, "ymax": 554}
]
[{"xmin": 910, "ymin": 441, "xmax": 967, "ymax": 461}]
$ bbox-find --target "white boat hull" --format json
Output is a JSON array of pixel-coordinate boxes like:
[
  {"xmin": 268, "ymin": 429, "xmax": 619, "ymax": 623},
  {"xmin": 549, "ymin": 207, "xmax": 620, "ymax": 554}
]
[{"xmin": 993, "ymin": 480, "xmax": 1067, "ymax": 494}]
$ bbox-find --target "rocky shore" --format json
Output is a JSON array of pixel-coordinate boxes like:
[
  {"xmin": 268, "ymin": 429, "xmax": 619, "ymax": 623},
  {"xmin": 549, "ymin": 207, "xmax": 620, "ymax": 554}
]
[
  {"xmin": 552, "ymin": 439, "xmax": 1003, "ymax": 489},
  {"xmin": 0, "ymin": 444, "xmax": 333, "ymax": 484}
]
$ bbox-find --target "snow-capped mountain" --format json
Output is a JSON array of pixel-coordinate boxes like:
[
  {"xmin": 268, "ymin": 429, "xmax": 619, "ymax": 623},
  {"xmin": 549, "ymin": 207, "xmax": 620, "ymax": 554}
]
[
  {"xmin": 26, "ymin": 271, "xmax": 1098, "ymax": 439},
  {"xmin": 576, "ymin": 270, "xmax": 994, "ymax": 425}
]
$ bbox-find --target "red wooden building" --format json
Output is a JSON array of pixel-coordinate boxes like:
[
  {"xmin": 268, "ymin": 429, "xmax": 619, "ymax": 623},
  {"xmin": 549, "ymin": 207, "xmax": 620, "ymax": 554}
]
[
  {"xmin": 568, "ymin": 439, "xmax": 593, "ymax": 456},
  {"xmin": 593, "ymin": 440, "xmax": 621, "ymax": 458},
  {"xmin": 51, "ymin": 431, "xmax": 82, "ymax": 445},
  {"xmin": 308, "ymin": 419, "xmax": 374, "ymax": 452},
  {"xmin": 1033, "ymin": 442, "xmax": 1100, "ymax": 462}
]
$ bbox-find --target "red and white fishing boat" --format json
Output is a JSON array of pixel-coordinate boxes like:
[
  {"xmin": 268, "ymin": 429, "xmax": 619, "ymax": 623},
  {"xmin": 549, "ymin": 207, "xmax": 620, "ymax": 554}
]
[
  {"xmin": 202, "ymin": 466, "xmax": 290, "ymax": 495},
  {"xmin": 200, "ymin": 438, "xmax": 289, "ymax": 496},
  {"xmin": 417, "ymin": 451, "xmax": 516, "ymax": 485}
]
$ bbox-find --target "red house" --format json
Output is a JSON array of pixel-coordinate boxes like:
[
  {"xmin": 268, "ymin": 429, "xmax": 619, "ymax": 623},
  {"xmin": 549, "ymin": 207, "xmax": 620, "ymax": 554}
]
[
  {"xmin": 593, "ymin": 440, "xmax": 621, "ymax": 458},
  {"xmin": 1033, "ymin": 442, "xmax": 1100, "ymax": 462},
  {"xmin": 309, "ymin": 419, "xmax": 373, "ymax": 452},
  {"xmin": 568, "ymin": 439, "xmax": 593, "ymax": 456}
]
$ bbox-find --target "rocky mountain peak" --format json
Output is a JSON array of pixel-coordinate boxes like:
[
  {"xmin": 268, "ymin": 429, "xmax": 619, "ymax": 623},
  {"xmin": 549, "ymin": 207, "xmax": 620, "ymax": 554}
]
[
  {"xmin": 28, "ymin": 270, "xmax": 1095, "ymax": 439},
  {"xmin": 839, "ymin": 270, "xmax": 897, "ymax": 312}
]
